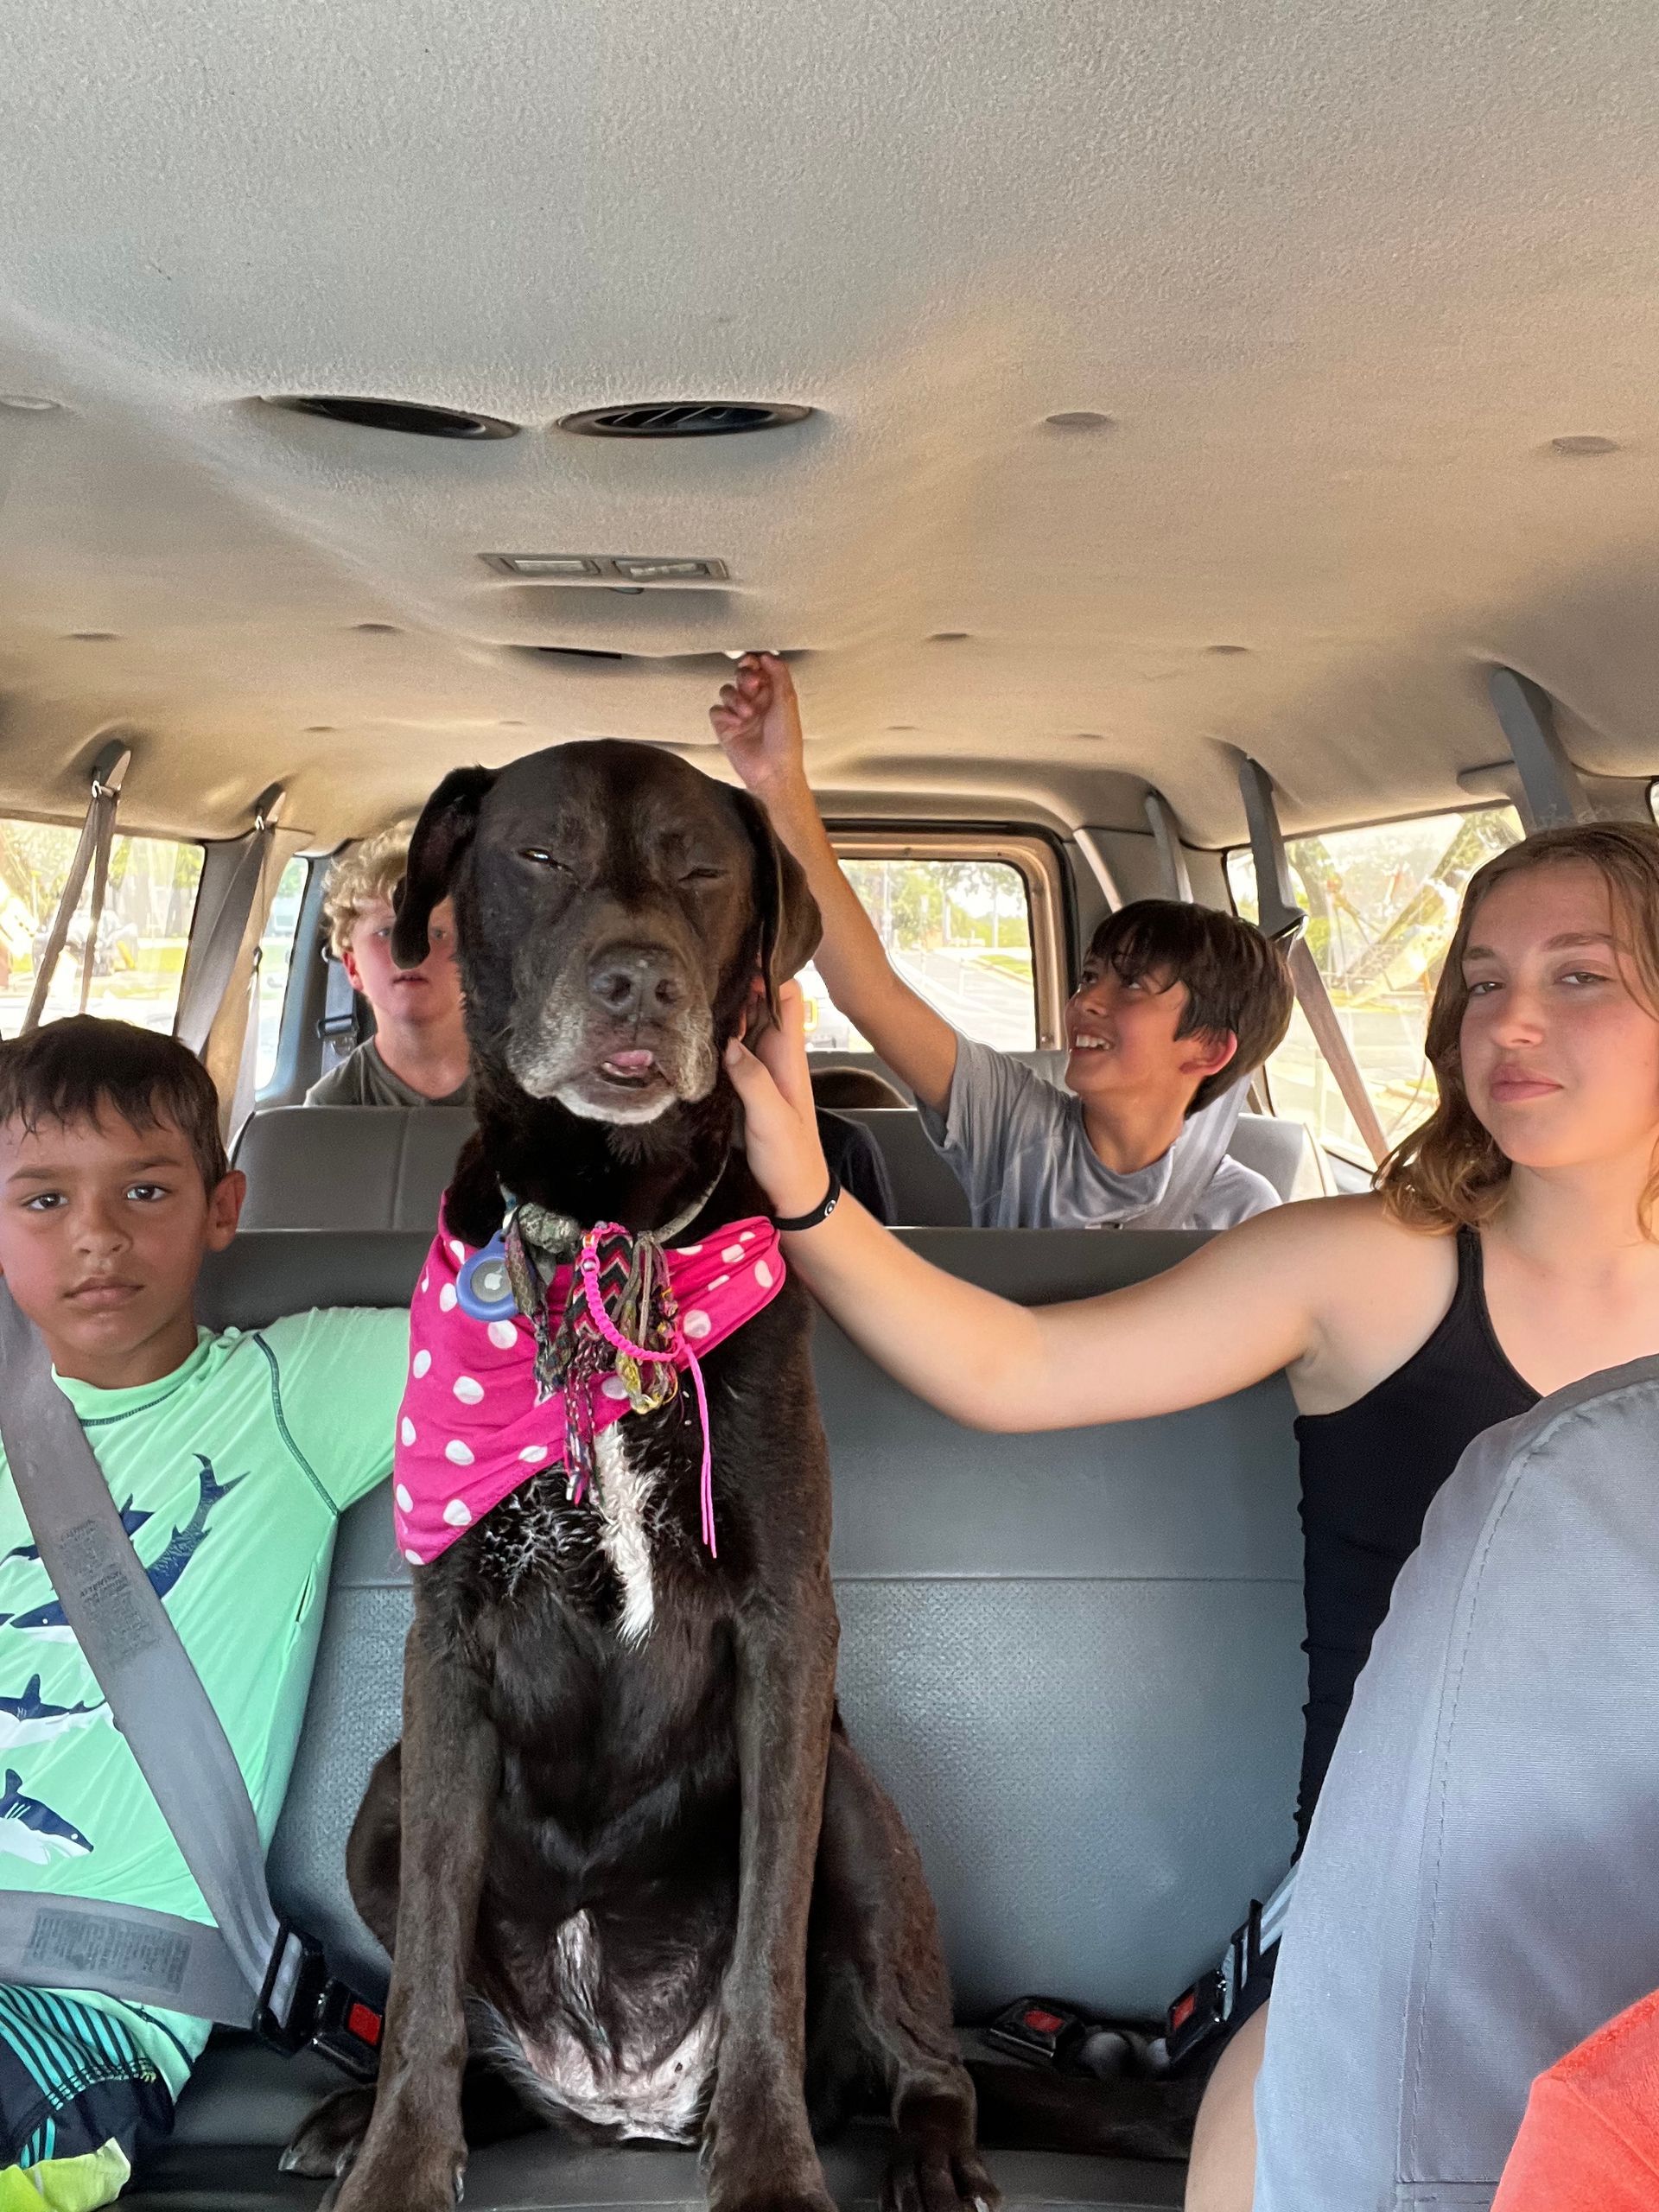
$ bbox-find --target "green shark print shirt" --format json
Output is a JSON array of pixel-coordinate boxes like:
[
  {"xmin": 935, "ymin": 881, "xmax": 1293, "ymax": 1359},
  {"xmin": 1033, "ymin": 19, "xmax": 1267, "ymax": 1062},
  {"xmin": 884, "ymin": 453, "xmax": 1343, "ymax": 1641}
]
[{"xmin": 0, "ymin": 1307, "xmax": 410, "ymax": 2101}]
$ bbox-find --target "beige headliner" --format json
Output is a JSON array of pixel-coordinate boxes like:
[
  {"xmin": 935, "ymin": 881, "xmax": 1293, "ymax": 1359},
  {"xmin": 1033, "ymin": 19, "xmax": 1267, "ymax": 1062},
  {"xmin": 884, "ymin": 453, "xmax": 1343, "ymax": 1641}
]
[{"xmin": 3, "ymin": 1, "xmax": 1658, "ymax": 852}]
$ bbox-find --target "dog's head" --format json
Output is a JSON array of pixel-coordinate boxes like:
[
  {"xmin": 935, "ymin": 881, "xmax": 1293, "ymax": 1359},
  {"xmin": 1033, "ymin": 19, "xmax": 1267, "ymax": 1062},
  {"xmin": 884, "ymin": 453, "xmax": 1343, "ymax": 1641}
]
[{"xmin": 393, "ymin": 742, "xmax": 820, "ymax": 1127}]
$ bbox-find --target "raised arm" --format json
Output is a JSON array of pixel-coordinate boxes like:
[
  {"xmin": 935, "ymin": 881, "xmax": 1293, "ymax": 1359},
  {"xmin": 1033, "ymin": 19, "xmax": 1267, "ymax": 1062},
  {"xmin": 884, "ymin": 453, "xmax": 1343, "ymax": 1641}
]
[
  {"xmin": 712, "ymin": 655, "xmax": 960, "ymax": 1116},
  {"xmin": 726, "ymin": 988, "xmax": 1328, "ymax": 1432}
]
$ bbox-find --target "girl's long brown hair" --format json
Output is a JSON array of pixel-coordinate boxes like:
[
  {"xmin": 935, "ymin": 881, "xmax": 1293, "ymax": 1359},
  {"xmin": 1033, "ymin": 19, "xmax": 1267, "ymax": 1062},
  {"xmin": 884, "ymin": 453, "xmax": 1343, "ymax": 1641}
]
[{"xmin": 1376, "ymin": 820, "xmax": 1659, "ymax": 1235}]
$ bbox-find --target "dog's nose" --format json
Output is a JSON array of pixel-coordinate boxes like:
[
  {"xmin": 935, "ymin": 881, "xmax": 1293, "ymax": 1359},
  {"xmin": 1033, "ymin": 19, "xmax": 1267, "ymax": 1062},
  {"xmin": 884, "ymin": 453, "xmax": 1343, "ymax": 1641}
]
[{"xmin": 588, "ymin": 944, "xmax": 685, "ymax": 1019}]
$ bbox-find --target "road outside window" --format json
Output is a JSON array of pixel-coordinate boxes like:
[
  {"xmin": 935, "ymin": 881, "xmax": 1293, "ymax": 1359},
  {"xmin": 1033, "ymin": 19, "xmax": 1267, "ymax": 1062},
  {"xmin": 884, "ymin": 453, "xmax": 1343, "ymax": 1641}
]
[
  {"xmin": 0, "ymin": 820, "xmax": 203, "ymax": 1034},
  {"xmin": 1229, "ymin": 805, "xmax": 1524, "ymax": 1165},
  {"xmin": 801, "ymin": 856, "xmax": 1037, "ymax": 1053}
]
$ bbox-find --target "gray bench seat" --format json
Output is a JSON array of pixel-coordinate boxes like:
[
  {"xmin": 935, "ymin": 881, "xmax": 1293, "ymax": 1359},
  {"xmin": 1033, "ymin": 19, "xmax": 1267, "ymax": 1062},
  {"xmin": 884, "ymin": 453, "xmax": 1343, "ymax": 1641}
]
[
  {"xmin": 134, "ymin": 1230, "xmax": 1302, "ymax": 2209},
  {"xmin": 234, "ymin": 1103, "xmax": 1324, "ymax": 1234}
]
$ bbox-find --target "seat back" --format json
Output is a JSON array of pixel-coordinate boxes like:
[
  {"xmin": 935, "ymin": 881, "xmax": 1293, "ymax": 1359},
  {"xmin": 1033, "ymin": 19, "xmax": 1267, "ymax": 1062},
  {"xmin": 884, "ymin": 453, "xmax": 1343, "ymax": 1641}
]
[
  {"xmin": 838, "ymin": 1108, "xmax": 972, "ymax": 1226},
  {"xmin": 840, "ymin": 1103, "xmax": 1325, "ymax": 1225},
  {"xmin": 232, "ymin": 1106, "xmax": 473, "ymax": 1230},
  {"xmin": 1256, "ymin": 1357, "xmax": 1659, "ymax": 2209},
  {"xmin": 200, "ymin": 1228, "xmax": 1302, "ymax": 2018},
  {"xmin": 1230, "ymin": 1112, "xmax": 1328, "ymax": 1203}
]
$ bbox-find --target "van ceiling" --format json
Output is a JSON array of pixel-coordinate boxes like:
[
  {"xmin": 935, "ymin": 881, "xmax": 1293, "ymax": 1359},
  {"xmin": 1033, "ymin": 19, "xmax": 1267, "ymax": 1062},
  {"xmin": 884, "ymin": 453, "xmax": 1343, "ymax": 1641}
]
[{"xmin": 3, "ymin": 3, "xmax": 1658, "ymax": 850}]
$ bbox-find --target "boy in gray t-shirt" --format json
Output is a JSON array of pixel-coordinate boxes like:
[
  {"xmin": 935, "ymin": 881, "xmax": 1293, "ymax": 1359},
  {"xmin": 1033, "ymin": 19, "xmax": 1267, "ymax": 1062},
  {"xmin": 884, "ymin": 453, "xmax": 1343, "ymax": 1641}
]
[{"xmin": 713, "ymin": 656, "xmax": 1295, "ymax": 1230}]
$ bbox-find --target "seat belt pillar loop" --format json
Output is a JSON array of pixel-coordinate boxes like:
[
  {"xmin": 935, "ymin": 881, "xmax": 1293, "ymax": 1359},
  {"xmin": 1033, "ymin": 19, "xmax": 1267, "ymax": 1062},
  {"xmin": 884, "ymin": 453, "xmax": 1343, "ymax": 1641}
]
[
  {"xmin": 1488, "ymin": 668, "xmax": 1596, "ymax": 831},
  {"xmin": 22, "ymin": 738, "xmax": 132, "ymax": 1033},
  {"xmin": 1237, "ymin": 756, "xmax": 1391, "ymax": 1166},
  {"xmin": 1143, "ymin": 791, "xmax": 1196, "ymax": 904},
  {"xmin": 175, "ymin": 784, "xmax": 287, "ymax": 1059}
]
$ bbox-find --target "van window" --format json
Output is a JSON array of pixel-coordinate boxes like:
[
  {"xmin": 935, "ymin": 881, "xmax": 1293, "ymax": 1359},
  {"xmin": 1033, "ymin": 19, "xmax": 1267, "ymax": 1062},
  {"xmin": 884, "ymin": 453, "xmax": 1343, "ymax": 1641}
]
[
  {"xmin": 0, "ymin": 819, "xmax": 204, "ymax": 1034},
  {"xmin": 800, "ymin": 851, "xmax": 1039, "ymax": 1053},
  {"xmin": 253, "ymin": 857, "xmax": 310, "ymax": 1089},
  {"xmin": 1227, "ymin": 805, "xmax": 1524, "ymax": 1164}
]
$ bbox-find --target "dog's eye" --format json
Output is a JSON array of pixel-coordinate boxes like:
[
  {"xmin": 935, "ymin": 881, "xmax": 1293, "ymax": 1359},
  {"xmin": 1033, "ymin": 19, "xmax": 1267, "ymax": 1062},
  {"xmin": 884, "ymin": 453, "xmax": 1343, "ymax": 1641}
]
[
  {"xmin": 519, "ymin": 849, "xmax": 568, "ymax": 871},
  {"xmin": 681, "ymin": 866, "xmax": 724, "ymax": 885}
]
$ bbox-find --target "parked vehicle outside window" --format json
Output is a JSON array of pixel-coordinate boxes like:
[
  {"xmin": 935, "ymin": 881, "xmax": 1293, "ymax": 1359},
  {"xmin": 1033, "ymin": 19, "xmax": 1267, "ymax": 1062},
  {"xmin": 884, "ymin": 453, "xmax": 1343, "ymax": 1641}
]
[
  {"xmin": 0, "ymin": 820, "xmax": 204, "ymax": 1034},
  {"xmin": 1228, "ymin": 805, "xmax": 1524, "ymax": 1165}
]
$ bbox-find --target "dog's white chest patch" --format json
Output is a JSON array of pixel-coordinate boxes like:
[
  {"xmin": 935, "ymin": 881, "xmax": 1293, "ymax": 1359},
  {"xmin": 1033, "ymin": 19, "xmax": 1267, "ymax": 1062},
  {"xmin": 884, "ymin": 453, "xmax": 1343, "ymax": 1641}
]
[{"xmin": 593, "ymin": 1427, "xmax": 658, "ymax": 1645}]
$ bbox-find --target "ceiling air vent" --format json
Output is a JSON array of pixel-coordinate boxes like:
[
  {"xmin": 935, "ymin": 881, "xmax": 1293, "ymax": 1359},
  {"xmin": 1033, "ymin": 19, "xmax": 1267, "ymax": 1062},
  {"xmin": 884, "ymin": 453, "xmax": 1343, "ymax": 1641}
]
[
  {"xmin": 557, "ymin": 402, "xmax": 812, "ymax": 441},
  {"xmin": 265, "ymin": 396, "xmax": 518, "ymax": 440}
]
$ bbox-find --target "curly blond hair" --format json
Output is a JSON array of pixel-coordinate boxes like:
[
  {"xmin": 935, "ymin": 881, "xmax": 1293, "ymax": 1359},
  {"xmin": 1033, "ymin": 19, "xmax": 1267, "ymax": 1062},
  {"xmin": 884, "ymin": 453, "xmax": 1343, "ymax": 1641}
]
[
  {"xmin": 1377, "ymin": 821, "xmax": 1659, "ymax": 1236},
  {"xmin": 322, "ymin": 819, "xmax": 418, "ymax": 960}
]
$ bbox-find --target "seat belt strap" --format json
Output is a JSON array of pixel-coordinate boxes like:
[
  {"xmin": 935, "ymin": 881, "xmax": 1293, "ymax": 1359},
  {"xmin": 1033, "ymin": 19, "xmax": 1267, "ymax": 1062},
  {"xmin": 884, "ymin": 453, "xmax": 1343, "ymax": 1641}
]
[
  {"xmin": 0, "ymin": 1891, "xmax": 259, "ymax": 2023},
  {"xmin": 75, "ymin": 777, "xmax": 119, "ymax": 1017},
  {"xmin": 22, "ymin": 741, "xmax": 131, "ymax": 1035},
  {"xmin": 174, "ymin": 786, "xmax": 286, "ymax": 1058},
  {"xmin": 0, "ymin": 1284, "xmax": 280, "ymax": 2001},
  {"xmin": 0, "ymin": 1288, "xmax": 385, "ymax": 2074}
]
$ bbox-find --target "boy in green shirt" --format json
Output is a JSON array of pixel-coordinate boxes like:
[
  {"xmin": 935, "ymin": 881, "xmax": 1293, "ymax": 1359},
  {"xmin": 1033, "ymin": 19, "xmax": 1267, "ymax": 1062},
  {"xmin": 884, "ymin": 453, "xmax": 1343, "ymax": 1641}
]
[{"xmin": 0, "ymin": 1017, "xmax": 409, "ymax": 2209}]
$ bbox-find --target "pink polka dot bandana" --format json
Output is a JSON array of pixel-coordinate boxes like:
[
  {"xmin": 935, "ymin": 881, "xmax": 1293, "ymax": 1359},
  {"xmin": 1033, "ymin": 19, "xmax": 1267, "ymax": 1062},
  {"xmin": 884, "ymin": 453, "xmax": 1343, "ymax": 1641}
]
[{"xmin": 393, "ymin": 1208, "xmax": 785, "ymax": 1567}]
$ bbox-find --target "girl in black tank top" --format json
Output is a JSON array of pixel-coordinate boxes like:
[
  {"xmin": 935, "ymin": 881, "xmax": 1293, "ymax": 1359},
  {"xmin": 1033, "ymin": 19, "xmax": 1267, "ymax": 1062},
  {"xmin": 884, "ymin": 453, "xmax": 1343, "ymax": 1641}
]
[{"xmin": 1292, "ymin": 1226, "xmax": 1538, "ymax": 1843}]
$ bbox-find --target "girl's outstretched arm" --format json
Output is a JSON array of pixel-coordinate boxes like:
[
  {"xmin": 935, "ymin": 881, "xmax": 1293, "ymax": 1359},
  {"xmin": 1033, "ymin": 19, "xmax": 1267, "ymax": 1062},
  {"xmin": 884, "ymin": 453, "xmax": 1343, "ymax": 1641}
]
[{"xmin": 726, "ymin": 986, "xmax": 1322, "ymax": 1433}]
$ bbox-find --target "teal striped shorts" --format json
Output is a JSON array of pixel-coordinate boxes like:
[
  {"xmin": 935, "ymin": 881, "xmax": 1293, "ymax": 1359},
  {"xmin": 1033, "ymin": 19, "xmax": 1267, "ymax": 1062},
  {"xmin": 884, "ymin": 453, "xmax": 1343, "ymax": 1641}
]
[{"xmin": 0, "ymin": 1985, "xmax": 173, "ymax": 2181}]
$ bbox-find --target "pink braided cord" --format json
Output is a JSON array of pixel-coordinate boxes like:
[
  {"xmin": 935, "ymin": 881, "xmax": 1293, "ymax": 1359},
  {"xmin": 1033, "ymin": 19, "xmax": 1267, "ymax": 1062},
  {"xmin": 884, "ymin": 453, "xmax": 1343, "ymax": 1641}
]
[{"xmin": 578, "ymin": 1227, "xmax": 717, "ymax": 1557}]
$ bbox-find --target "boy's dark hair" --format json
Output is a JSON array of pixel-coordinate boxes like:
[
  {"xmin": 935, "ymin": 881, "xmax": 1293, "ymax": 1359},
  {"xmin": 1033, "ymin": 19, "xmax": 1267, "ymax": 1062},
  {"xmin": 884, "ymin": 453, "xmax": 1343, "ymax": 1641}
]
[
  {"xmin": 0, "ymin": 1017, "xmax": 230, "ymax": 1190},
  {"xmin": 1085, "ymin": 899, "xmax": 1295, "ymax": 1115}
]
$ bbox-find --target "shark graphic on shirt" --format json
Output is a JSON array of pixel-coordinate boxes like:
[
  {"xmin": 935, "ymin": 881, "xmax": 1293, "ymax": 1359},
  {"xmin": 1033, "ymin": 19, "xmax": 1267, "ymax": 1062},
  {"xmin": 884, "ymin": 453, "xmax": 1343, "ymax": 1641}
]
[
  {"xmin": 0, "ymin": 1457, "xmax": 246, "ymax": 1639},
  {"xmin": 0, "ymin": 1768, "xmax": 92, "ymax": 1863},
  {"xmin": 2, "ymin": 1495, "xmax": 152, "ymax": 1567},
  {"xmin": 0, "ymin": 1675, "xmax": 104, "ymax": 1751}
]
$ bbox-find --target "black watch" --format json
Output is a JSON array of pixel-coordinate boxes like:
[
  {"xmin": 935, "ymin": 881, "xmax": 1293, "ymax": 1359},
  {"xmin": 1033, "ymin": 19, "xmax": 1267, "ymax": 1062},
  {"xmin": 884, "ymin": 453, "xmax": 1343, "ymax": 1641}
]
[{"xmin": 774, "ymin": 1172, "xmax": 842, "ymax": 1234}]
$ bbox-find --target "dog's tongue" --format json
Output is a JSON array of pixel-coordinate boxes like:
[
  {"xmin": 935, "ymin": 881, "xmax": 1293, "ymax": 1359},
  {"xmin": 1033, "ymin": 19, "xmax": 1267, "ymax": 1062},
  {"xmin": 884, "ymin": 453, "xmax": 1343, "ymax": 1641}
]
[{"xmin": 605, "ymin": 1049, "xmax": 656, "ymax": 1076}]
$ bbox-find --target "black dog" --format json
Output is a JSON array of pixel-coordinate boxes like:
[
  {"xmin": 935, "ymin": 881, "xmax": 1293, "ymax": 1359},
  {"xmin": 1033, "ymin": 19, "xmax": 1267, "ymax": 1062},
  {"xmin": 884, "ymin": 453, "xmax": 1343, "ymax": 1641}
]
[{"xmin": 286, "ymin": 742, "xmax": 997, "ymax": 2212}]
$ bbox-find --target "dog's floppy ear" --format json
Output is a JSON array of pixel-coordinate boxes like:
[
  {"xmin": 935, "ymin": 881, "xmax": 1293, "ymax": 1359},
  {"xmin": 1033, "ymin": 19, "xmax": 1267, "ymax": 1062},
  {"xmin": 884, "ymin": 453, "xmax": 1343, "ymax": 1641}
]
[
  {"xmin": 728, "ymin": 786, "xmax": 822, "ymax": 1020},
  {"xmin": 392, "ymin": 766, "xmax": 497, "ymax": 968}
]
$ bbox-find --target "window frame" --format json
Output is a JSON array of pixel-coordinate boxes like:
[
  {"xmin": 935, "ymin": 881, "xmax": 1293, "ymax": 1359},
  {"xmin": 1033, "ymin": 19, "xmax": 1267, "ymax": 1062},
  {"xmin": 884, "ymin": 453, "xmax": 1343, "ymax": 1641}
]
[
  {"xmin": 0, "ymin": 807, "xmax": 206, "ymax": 1036},
  {"xmin": 1223, "ymin": 796, "xmax": 1524, "ymax": 1163},
  {"xmin": 822, "ymin": 823, "xmax": 1070, "ymax": 1051}
]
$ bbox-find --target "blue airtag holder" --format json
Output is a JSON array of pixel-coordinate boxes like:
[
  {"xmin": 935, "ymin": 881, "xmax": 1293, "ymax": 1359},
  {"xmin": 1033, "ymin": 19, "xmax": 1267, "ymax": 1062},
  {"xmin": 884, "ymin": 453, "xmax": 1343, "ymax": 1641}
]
[{"xmin": 456, "ymin": 1231, "xmax": 518, "ymax": 1323}]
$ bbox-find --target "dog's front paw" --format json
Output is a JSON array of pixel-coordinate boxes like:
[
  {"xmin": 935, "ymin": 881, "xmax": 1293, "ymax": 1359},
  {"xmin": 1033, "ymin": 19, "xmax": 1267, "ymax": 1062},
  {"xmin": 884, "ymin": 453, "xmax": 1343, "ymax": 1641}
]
[
  {"xmin": 882, "ymin": 2133, "xmax": 1001, "ymax": 2212},
  {"xmin": 702, "ymin": 2084, "xmax": 833, "ymax": 2212},
  {"xmin": 281, "ymin": 2085, "xmax": 376, "ymax": 2180},
  {"xmin": 709, "ymin": 2187, "xmax": 837, "ymax": 2212},
  {"xmin": 325, "ymin": 2133, "xmax": 466, "ymax": 2212}
]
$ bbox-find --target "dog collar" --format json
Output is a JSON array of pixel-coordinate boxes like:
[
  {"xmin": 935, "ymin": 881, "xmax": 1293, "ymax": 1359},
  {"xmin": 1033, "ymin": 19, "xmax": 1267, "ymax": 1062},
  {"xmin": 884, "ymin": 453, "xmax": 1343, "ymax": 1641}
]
[{"xmin": 393, "ymin": 1204, "xmax": 785, "ymax": 1571}]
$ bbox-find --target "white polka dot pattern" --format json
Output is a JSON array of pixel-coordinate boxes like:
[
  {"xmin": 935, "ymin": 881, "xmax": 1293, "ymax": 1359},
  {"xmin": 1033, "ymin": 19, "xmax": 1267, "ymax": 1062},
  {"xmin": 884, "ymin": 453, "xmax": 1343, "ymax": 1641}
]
[{"xmin": 394, "ymin": 1205, "xmax": 788, "ymax": 1565}]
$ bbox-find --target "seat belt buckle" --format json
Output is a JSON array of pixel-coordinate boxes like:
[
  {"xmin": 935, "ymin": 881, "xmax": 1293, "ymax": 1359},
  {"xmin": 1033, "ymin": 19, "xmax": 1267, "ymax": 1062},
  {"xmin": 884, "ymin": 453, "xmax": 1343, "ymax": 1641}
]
[
  {"xmin": 255, "ymin": 1921, "xmax": 383, "ymax": 2082},
  {"xmin": 983, "ymin": 1995, "xmax": 1090, "ymax": 2069},
  {"xmin": 1164, "ymin": 1897, "xmax": 1269, "ymax": 2070}
]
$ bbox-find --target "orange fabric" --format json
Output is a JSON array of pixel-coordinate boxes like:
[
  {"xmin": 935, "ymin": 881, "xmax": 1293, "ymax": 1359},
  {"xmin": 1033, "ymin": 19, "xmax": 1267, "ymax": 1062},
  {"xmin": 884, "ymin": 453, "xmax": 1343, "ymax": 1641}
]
[{"xmin": 1493, "ymin": 1987, "xmax": 1659, "ymax": 2211}]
